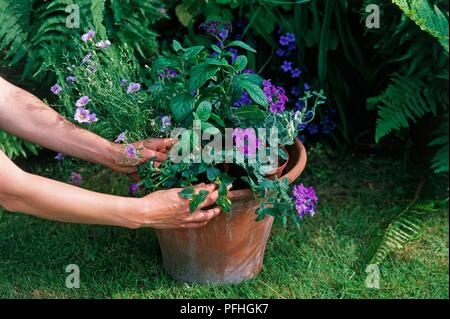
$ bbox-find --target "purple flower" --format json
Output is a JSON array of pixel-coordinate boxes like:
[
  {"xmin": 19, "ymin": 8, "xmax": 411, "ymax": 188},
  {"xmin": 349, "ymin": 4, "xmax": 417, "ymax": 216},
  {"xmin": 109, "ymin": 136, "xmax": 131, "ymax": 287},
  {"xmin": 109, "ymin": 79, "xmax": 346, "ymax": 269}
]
[
  {"xmin": 159, "ymin": 68, "xmax": 178, "ymax": 78},
  {"xmin": 70, "ymin": 172, "xmax": 82, "ymax": 186},
  {"xmin": 74, "ymin": 108, "xmax": 91, "ymax": 123},
  {"xmin": 81, "ymin": 53, "xmax": 91, "ymax": 65},
  {"xmin": 55, "ymin": 152, "xmax": 65, "ymax": 161},
  {"xmin": 126, "ymin": 82, "xmax": 141, "ymax": 94},
  {"xmin": 88, "ymin": 113, "xmax": 98, "ymax": 123},
  {"xmin": 129, "ymin": 183, "xmax": 140, "ymax": 196},
  {"xmin": 126, "ymin": 144, "xmax": 137, "ymax": 159},
  {"xmin": 50, "ymin": 84, "xmax": 62, "ymax": 95},
  {"xmin": 291, "ymin": 68, "xmax": 301, "ymax": 78},
  {"xmin": 276, "ymin": 48, "xmax": 286, "ymax": 57},
  {"xmin": 287, "ymin": 42, "xmax": 297, "ymax": 51},
  {"xmin": 279, "ymin": 32, "xmax": 295, "ymax": 46},
  {"xmin": 161, "ymin": 116, "xmax": 171, "ymax": 131},
  {"xmin": 120, "ymin": 79, "xmax": 128, "ymax": 86},
  {"xmin": 233, "ymin": 128, "xmax": 259, "ymax": 157},
  {"xmin": 76, "ymin": 96, "xmax": 91, "ymax": 107},
  {"xmin": 66, "ymin": 76, "xmax": 77, "ymax": 82},
  {"xmin": 218, "ymin": 27, "xmax": 229, "ymax": 41},
  {"xmin": 281, "ymin": 61, "xmax": 293, "ymax": 72},
  {"xmin": 295, "ymin": 100, "xmax": 305, "ymax": 111},
  {"xmin": 306, "ymin": 124, "xmax": 319, "ymax": 135},
  {"xmin": 228, "ymin": 48, "xmax": 238, "ymax": 64},
  {"xmin": 81, "ymin": 30, "xmax": 95, "ymax": 42},
  {"xmin": 292, "ymin": 87, "xmax": 301, "ymax": 97},
  {"xmin": 304, "ymin": 82, "xmax": 311, "ymax": 91},
  {"xmin": 199, "ymin": 21, "xmax": 221, "ymax": 35},
  {"xmin": 263, "ymin": 80, "xmax": 288, "ymax": 113},
  {"xmin": 159, "ymin": 7, "xmax": 167, "ymax": 14},
  {"xmin": 292, "ymin": 183, "xmax": 318, "ymax": 218},
  {"xmin": 114, "ymin": 132, "xmax": 126, "ymax": 144},
  {"xmin": 96, "ymin": 40, "xmax": 111, "ymax": 49},
  {"xmin": 233, "ymin": 91, "xmax": 253, "ymax": 108}
]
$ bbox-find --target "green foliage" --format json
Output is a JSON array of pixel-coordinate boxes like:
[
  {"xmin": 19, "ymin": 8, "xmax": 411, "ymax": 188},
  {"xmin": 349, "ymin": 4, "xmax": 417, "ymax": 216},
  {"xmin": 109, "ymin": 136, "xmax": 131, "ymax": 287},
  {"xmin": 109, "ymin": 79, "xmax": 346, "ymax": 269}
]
[
  {"xmin": 369, "ymin": 201, "xmax": 440, "ymax": 265},
  {"xmin": 0, "ymin": 0, "xmax": 168, "ymax": 82},
  {"xmin": 392, "ymin": 0, "xmax": 449, "ymax": 53},
  {"xmin": 365, "ymin": 0, "xmax": 449, "ymax": 175},
  {"xmin": 0, "ymin": 131, "xmax": 39, "ymax": 159}
]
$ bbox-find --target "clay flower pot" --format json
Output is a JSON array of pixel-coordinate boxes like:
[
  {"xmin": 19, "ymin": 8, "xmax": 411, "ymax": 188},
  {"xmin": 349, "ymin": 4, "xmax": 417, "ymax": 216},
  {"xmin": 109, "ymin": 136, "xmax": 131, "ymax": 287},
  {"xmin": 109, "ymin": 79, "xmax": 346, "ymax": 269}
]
[{"xmin": 155, "ymin": 138, "xmax": 307, "ymax": 284}]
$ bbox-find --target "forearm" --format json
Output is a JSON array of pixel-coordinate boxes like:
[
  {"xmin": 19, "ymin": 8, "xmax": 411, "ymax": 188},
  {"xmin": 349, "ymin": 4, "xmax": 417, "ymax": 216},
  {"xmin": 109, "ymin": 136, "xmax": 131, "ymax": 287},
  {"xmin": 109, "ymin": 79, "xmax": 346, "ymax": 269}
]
[
  {"xmin": 0, "ymin": 76, "xmax": 119, "ymax": 170},
  {"xmin": 0, "ymin": 151, "xmax": 143, "ymax": 228}
]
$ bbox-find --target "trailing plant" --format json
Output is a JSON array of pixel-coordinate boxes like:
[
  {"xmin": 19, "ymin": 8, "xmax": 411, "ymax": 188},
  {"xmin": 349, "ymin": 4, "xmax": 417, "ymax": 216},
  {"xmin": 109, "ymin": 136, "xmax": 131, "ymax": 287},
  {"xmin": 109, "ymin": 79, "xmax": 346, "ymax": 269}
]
[{"xmin": 49, "ymin": 25, "xmax": 324, "ymax": 226}]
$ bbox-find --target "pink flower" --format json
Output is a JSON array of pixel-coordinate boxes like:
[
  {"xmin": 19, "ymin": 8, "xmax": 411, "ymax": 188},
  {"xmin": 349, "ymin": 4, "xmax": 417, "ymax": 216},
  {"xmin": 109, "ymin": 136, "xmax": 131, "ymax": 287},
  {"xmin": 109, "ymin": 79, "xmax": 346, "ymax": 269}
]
[
  {"xmin": 71, "ymin": 172, "xmax": 82, "ymax": 185},
  {"xmin": 76, "ymin": 96, "xmax": 90, "ymax": 107},
  {"xmin": 96, "ymin": 40, "xmax": 111, "ymax": 49},
  {"xmin": 81, "ymin": 30, "xmax": 95, "ymax": 42},
  {"xmin": 50, "ymin": 84, "xmax": 62, "ymax": 95}
]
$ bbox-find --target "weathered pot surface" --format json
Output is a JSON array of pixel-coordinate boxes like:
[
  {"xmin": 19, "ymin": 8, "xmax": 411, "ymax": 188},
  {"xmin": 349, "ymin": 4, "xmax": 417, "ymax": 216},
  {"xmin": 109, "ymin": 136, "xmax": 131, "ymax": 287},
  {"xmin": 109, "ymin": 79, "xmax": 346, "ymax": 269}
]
[{"xmin": 155, "ymin": 138, "xmax": 307, "ymax": 284}]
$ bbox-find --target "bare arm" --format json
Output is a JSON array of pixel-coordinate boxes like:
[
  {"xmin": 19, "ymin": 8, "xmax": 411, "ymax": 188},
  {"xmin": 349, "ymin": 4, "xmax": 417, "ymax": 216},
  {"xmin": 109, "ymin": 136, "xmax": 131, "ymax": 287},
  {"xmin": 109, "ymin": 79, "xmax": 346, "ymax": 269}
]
[
  {"xmin": 0, "ymin": 150, "xmax": 221, "ymax": 229},
  {"xmin": 0, "ymin": 76, "xmax": 171, "ymax": 176}
]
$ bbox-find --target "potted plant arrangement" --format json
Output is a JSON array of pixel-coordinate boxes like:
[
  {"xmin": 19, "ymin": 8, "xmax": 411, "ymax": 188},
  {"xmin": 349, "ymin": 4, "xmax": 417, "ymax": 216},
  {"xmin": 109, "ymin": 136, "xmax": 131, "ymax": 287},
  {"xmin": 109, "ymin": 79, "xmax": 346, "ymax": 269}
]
[{"xmin": 48, "ymin": 22, "xmax": 325, "ymax": 284}]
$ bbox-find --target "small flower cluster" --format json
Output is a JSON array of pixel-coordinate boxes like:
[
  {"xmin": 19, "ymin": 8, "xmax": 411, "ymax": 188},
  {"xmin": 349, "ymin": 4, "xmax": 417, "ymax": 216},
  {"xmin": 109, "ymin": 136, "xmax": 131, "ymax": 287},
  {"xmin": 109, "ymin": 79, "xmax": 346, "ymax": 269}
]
[
  {"xmin": 159, "ymin": 68, "xmax": 178, "ymax": 78},
  {"xmin": 74, "ymin": 96, "xmax": 97, "ymax": 124},
  {"xmin": 200, "ymin": 21, "xmax": 232, "ymax": 42},
  {"xmin": 233, "ymin": 128, "xmax": 260, "ymax": 157},
  {"xmin": 292, "ymin": 183, "xmax": 318, "ymax": 218},
  {"xmin": 263, "ymin": 80, "xmax": 289, "ymax": 113}
]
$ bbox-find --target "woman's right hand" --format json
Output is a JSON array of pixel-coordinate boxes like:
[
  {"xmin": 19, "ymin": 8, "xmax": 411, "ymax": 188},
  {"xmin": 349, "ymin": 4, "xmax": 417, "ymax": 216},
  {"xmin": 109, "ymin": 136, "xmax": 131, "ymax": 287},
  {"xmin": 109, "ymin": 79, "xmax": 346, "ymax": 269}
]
[{"xmin": 134, "ymin": 183, "xmax": 223, "ymax": 229}]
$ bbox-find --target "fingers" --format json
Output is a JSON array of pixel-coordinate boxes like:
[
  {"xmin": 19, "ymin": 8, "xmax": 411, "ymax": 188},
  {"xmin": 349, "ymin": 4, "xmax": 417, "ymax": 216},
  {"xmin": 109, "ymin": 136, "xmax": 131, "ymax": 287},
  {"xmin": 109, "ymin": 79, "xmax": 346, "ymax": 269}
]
[
  {"xmin": 143, "ymin": 138, "xmax": 177, "ymax": 152},
  {"xmin": 182, "ymin": 207, "xmax": 221, "ymax": 223},
  {"xmin": 140, "ymin": 149, "xmax": 168, "ymax": 162}
]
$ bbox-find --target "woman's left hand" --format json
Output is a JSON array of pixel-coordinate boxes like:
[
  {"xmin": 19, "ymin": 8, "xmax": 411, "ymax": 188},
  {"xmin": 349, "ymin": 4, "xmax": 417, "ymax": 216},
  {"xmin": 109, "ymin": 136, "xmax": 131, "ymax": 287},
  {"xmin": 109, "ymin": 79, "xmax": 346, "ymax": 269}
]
[{"xmin": 110, "ymin": 138, "xmax": 177, "ymax": 180}]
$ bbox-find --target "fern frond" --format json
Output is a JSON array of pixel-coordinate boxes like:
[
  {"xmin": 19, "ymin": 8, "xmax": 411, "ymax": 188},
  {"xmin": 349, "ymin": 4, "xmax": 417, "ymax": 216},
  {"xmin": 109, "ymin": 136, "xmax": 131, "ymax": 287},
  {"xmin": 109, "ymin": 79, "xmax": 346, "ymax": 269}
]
[
  {"xmin": 369, "ymin": 201, "xmax": 438, "ymax": 265},
  {"xmin": 369, "ymin": 74, "xmax": 443, "ymax": 141},
  {"xmin": 392, "ymin": 0, "xmax": 449, "ymax": 53}
]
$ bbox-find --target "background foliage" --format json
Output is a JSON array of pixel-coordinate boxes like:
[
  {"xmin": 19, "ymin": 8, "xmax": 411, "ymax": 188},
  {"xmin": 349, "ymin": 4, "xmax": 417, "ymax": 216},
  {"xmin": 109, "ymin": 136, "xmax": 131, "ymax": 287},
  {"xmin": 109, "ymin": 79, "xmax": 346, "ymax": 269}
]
[{"xmin": 0, "ymin": 0, "xmax": 448, "ymax": 269}]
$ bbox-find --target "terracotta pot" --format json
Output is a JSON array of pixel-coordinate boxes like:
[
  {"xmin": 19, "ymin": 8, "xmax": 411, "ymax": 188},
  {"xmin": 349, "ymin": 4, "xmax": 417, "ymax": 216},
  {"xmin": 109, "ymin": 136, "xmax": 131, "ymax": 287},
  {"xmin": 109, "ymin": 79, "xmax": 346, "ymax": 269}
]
[
  {"xmin": 155, "ymin": 138, "xmax": 307, "ymax": 284},
  {"xmin": 265, "ymin": 146, "xmax": 289, "ymax": 179}
]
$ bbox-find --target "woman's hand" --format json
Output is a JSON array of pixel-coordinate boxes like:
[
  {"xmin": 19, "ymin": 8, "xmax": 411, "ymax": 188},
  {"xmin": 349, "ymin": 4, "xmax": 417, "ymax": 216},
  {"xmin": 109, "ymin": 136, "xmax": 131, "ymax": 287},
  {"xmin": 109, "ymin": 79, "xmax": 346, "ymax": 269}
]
[
  {"xmin": 110, "ymin": 137, "xmax": 177, "ymax": 180},
  {"xmin": 133, "ymin": 183, "xmax": 224, "ymax": 229}
]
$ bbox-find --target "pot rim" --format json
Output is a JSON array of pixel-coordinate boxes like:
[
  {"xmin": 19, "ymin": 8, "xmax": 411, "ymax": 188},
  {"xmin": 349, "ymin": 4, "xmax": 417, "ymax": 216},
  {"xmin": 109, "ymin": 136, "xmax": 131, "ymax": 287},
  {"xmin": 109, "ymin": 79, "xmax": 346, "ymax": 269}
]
[{"xmin": 228, "ymin": 138, "xmax": 307, "ymax": 201}]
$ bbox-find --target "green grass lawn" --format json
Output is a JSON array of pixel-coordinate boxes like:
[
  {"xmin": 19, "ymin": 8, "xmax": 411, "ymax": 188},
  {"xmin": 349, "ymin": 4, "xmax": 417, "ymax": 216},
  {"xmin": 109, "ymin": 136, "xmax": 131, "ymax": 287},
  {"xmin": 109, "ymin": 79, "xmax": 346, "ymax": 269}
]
[{"xmin": 0, "ymin": 145, "xmax": 448, "ymax": 298}]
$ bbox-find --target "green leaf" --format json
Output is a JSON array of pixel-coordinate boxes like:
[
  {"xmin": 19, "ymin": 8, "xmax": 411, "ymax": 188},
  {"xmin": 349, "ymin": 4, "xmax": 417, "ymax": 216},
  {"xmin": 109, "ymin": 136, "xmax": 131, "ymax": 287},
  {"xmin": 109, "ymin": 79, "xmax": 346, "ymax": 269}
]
[
  {"xmin": 205, "ymin": 57, "xmax": 229, "ymax": 66},
  {"xmin": 189, "ymin": 190, "xmax": 209, "ymax": 213},
  {"xmin": 210, "ymin": 113, "xmax": 226, "ymax": 127},
  {"xmin": 196, "ymin": 100, "xmax": 212, "ymax": 121},
  {"xmin": 233, "ymin": 105, "xmax": 267, "ymax": 120},
  {"xmin": 178, "ymin": 187, "xmax": 194, "ymax": 199},
  {"xmin": 239, "ymin": 80, "xmax": 268, "ymax": 107},
  {"xmin": 152, "ymin": 57, "xmax": 177, "ymax": 74},
  {"xmin": 183, "ymin": 46, "xmax": 204, "ymax": 60},
  {"xmin": 234, "ymin": 55, "xmax": 248, "ymax": 72},
  {"xmin": 211, "ymin": 44, "xmax": 222, "ymax": 54},
  {"xmin": 227, "ymin": 40, "xmax": 257, "ymax": 53},
  {"xmin": 188, "ymin": 63, "xmax": 219, "ymax": 91},
  {"xmin": 173, "ymin": 39, "xmax": 183, "ymax": 52},
  {"xmin": 202, "ymin": 122, "xmax": 220, "ymax": 135},
  {"xmin": 170, "ymin": 93, "xmax": 195, "ymax": 123},
  {"xmin": 206, "ymin": 167, "xmax": 221, "ymax": 181}
]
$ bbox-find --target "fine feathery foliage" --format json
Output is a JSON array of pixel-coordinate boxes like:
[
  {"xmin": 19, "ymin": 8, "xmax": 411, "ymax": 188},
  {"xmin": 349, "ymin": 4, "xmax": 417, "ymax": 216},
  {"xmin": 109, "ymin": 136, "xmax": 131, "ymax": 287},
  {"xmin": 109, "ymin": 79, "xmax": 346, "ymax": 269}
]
[
  {"xmin": 0, "ymin": 130, "xmax": 39, "ymax": 159},
  {"xmin": 392, "ymin": 0, "xmax": 449, "ymax": 53},
  {"xmin": 0, "ymin": 0, "xmax": 167, "ymax": 82},
  {"xmin": 369, "ymin": 201, "xmax": 439, "ymax": 265}
]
